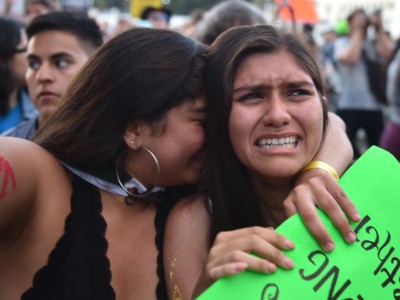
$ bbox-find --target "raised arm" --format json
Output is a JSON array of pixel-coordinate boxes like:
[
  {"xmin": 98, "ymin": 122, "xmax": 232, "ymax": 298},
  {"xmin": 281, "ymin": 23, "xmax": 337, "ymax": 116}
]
[
  {"xmin": 370, "ymin": 11, "xmax": 394, "ymax": 60},
  {"xmin": 283, "ymin": 112, "xmax": 360, "ymax": 252},
  {"xmin": 338, "ymin": 13, "xmax": 366, "ymax": 65},
  {"xmin": 313, "ymin": 112, "xmax": 354, "ymax": 173}
]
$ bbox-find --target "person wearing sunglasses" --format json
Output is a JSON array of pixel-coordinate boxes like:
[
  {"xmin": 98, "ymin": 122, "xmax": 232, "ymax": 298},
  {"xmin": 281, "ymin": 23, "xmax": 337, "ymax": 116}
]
[{"xmin": 0, "ymin": 17, "xmax": 38, "ymax": 134}]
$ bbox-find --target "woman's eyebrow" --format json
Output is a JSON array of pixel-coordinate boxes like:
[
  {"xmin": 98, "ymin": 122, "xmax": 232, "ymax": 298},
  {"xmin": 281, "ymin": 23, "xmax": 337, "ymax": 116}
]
[
  {"xmin": 232, "ymin": 80, "xmax": 315, "ymax": 95},
  {"xmin": 27, "ymin": 52, "xmax": 73, "ymax": 61},
  {"xmin": 233, "ymin": 84, "xmax": 266, "ymax": 94},
  {"xmin": 284, "ymin": 81, "xmax": 315, "ymax": 89}
]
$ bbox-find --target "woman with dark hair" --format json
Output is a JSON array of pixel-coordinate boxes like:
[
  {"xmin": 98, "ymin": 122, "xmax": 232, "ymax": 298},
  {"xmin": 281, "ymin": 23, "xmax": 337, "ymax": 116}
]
[
  {"xmin": 164, "ymin": 25, "xmax": 359, "ymax": 299},
  {"xmin": 0, "ymin": 17, "xmax": 38, "ymax": 133},
  {"xmin": 0, "ymin": 27, "xmax": 208, "ymax": 300},
  {"xmin": 1, "ymin": 26, "xmax": 355, "ymax": 299}
]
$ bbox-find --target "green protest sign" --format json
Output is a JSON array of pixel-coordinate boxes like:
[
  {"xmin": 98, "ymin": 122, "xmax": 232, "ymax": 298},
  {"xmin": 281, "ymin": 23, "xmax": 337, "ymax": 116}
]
[{"xmin": 197, "ymin": 146, "xmax": 400, "ymax": 299}]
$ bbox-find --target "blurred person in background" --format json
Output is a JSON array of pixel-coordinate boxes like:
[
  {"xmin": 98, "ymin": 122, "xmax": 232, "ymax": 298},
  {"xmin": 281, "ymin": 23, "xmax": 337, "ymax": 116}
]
[
  {"xmin": 193, "ymin": 0, "xmax": 266, "ymax": 45},
  {"xmin": 0, "ymin": 17, "xmax": 38, "ymax": 133},
  {"xmin": 108, "ymin": 14, "xmax": 138, "ymax": 41},
  {"xmin": 299, "ymin": 23, "xmax": 320, "ymax": 63},
  {"xmin": 320, "ymin": 27, "xmax": 337, "ymax": 67},
  {"xmin": 25, "ymin": 0, "xmax": 60, "ymax": 23},
  {"xmin": 3, "ymin": 11, "xmax": 103, "ymax": 139},
  {"xmin": 320, "ymin": 26, "xmax": 340, "ymax": 112},
  {"xmin": 379, "ymin": 44, "xmax": 400, "ymax": 160},
  {"xmin": 333, "ymin": 8, "xmax": 393, "ymax": 158},
  {"xmin": 181, "ymin": 8, "xmax": 204, "ymax": 38},
  {"xmin": 1, "ymin": 0, "xmax": 14, "ymax": 15},
  {"xmin": 140, "ymin": 6, "xmax": 172, "ymax": 29}
]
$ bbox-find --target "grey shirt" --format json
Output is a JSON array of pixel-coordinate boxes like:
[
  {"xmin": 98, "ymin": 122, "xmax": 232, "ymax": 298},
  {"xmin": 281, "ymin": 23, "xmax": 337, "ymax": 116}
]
[{"xmin": 334, "ymin": 36, "xmax": 384, "ymax": 111}]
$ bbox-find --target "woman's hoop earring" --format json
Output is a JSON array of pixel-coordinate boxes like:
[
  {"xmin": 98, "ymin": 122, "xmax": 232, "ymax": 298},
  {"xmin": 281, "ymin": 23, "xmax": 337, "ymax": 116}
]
[{"xmin": 115, "ymin": 147, "xmax": 160, "ymax": 203}]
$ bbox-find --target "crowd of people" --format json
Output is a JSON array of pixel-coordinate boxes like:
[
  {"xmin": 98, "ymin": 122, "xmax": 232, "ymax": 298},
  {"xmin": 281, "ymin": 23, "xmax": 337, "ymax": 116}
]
[{"xmin": 0, "ymin": 0, "xmax": 397, "ymax": 299}]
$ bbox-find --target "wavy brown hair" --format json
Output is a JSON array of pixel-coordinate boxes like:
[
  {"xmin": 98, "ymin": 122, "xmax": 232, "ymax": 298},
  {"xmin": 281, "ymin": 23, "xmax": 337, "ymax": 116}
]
[{"xmin": 205, "ymin": 25, "xmax": 328, "ymax": 244}]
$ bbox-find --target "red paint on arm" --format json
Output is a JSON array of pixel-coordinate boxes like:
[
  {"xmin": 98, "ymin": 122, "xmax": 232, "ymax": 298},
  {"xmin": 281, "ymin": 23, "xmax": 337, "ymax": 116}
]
[{"xmin": 0, "ymin": 157, "xmax": 17, "ymax": 199}]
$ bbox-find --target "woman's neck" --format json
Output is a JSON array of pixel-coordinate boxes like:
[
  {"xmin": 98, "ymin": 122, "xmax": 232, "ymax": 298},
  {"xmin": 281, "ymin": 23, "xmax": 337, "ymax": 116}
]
[{"xmin": 250, "ymin": 174, "xmax": 294, "ymax": 227}]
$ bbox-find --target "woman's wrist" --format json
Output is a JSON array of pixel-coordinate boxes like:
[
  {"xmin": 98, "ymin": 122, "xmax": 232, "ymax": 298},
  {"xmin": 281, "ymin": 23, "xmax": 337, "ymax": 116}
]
[{"xmin": 300, "ymin": 161, "xmax": 340, "ymax": 181}]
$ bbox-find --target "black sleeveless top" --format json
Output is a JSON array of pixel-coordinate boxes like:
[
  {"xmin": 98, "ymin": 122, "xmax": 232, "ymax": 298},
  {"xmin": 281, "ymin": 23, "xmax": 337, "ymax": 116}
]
[{"xmin": 21, "ymin": 174, "xmax": 183, "ymax": 300}]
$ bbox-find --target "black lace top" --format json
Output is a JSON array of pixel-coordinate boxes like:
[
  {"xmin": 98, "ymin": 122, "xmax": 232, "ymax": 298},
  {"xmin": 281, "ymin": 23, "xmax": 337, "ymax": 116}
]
[
  {"xmin": 22, "ymin": 175, "xmax": 114, "ymax": 300},
  {"xmin": 21, "ymin": 175, "xmax": 184, "ymax": 300}
]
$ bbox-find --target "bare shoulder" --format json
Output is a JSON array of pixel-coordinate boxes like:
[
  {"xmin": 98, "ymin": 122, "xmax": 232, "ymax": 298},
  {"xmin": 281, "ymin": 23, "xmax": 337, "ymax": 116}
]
[
  {"xmin": 0, "ymin": 138, "xmax": 73, "ymax": 298},
  {"xmin": 0, "ymin": 136, "xmax": 59, "ymax": 163},
  {"xmin": 0, "ymin": 137, "xmax": 71, "ymax": 238},
  {"xmin": 327, "ymin": 112, "xmax": 346, "ymax": 130},
  {"xmin": 0, "ymin": 137, "xmax": 68, "ymax": 180},
  {"xmin": 166, "ymin": 192, "xmax": 210, "ymax": 233}
]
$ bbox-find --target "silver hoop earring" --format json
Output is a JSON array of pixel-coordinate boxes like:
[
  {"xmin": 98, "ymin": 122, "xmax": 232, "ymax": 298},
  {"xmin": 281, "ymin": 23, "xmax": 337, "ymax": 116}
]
[{"xmin": 115, "ymin": 147, "xmax": 160, "ymax": 201}]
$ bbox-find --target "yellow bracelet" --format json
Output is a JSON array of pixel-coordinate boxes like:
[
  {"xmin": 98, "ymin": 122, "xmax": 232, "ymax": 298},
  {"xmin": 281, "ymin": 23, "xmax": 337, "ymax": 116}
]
[{"xmin": 300, "ymin": 161, "xmax": 340, "ymax": 180}]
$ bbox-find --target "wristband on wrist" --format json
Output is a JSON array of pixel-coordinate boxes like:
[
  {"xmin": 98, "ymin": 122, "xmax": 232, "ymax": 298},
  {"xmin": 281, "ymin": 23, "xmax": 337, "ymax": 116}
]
[{"xmin": 300, "ymin": 161, "xmax": 340, "ymax": 181}]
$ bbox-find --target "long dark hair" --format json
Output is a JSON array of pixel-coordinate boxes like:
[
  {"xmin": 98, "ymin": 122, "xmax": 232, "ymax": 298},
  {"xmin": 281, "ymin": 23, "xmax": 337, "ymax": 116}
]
[
  {"xmin": 34, "ymin": 28, "xmax": 207, "ymax": 173},
  {"xmin": 0, "ymin": 17, "xmax": 24, "ymax": 115},
  {"xmin": 206, "ymin": 25, "xmax": 328, "ymax": 244}
]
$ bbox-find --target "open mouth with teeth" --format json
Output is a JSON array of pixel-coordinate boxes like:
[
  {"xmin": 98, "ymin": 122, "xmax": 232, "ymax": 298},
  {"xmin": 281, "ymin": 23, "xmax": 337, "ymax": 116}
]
[{"xmin": 256, "ymin": 136, "xmax": 299, "ymax": 149}]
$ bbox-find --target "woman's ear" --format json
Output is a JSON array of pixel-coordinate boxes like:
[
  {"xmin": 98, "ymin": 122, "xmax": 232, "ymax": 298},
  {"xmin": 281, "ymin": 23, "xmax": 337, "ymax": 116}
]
[{"xmin": 123, "ymin": 121, "xmax": 146, "ymax": 150}]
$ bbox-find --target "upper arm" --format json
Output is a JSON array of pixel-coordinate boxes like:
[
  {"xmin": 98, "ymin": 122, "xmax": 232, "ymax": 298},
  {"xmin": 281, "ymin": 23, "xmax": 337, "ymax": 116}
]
[
  {"xmin": 327, "ymin": 111, "xmax": 346, "ymax": 131},
  {"xmin": 164, "ymin": 194, "xmax": 211, "ymax": 300},
  {"xmin": 314, "ymin": 112, "xmax": 353, "ymax": 176},
  {"xmin": 0, "ymin": 137, "xmax": 52, "ymax": 239}
]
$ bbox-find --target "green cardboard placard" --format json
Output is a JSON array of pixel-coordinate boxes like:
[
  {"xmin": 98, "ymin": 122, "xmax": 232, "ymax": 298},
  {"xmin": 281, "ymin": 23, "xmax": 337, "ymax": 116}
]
[{"xmin": 198, "ymin": 146, "xmax": 400, "ymax": 299}]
